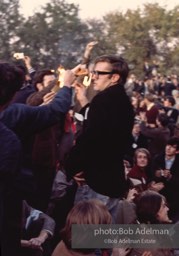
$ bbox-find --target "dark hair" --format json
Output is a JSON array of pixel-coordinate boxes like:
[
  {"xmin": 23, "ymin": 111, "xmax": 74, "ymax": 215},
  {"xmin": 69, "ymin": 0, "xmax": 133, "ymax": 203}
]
[
  {"xmin": 164, "ymin": 96, "xmax": 176, "ymax": 106},
  {"xmin": 136, "ymin": 191, "xmax": 164, "ymax": 224},
  {"xmin": 15, "ymin": 63, "xmax": 28, "ymax": 75},
  {"xmin": 167, "ymin": 136, "xmax": 179, "ymax": 150},
  {"xmin": 26, "ymin": 79, "xmax": 58, "ymax": 106},
  {"xmin": 94, "ymin": 55, "xmax": 129, "ymax": 84},
  {"xmin": 33, "ymin": 69, "xmax": 55, "ymax": 89},
  {"xmin": 157, "ymin": 113, "xmax": 169, "ymax": 127},
  {"xmin": 0, "ymin": 62, "xmax": 25, "ymax": 106}
]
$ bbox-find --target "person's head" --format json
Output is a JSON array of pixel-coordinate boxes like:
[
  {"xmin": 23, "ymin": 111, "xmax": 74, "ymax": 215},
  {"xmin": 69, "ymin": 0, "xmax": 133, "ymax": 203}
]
[
  {"xmin": 0, "ymin": 62, "xmax": 25, "ymax": 108},
  {"xmin": 91, "ymin": 55, "xmax": 129, "ymax": 91},
  {"xmin": 144, "ymin": 93, "xmax": 155, "ymax": 104},
  {"xmin": 163, "ymin": 96, "xmax": 176, "ymax": 107},
  {"xmin": 33, "ymin": 69, "xmax": 56, "ymax": 91},
  {"xmin": 61, "ymin": 199, "xmax": 112, "ymax": 250},
  {"xmin": 131, "ymin": 96, "xmax": 140, "ymax": 109},
  {"xmin": 133, "ymin": 148, "xmax": 150, "ymax": 168},
  {"xmin": 132, "ymin": 122, "xmax": 141, "ymax": 136},
  {"xmin": 156, "ymin": 113, "xmax": 169, "ymax": 127},
  {"xmin": 172, "ymin": 89, "xmax": 179, "ymax": 99},
  {"xmin": 165, "ymin": 136, "xmax": 179, "ymax": 157},
  {"xmin": 15, "ymin": 63, "xmax": 28, "ymax": 75},
  {"xmin": 136, "ymin": 191, "xmax": 170, "ymax": 224},
  {"xmin": 127, "ymin": 74, "xmax": 136, "ymax": 84}
]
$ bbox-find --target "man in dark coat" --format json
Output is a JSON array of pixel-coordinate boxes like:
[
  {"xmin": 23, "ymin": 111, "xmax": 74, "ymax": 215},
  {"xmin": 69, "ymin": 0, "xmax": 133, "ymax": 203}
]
[
  {"xmin": 140, "ymin": 113, "xmax": 171, "ymax": 157},
  {"xmin": 65, "ymin": 55, "xmax": 134, "ymax": 198},
  {"xmin": 152, "ymin": 137, "xmax": 179, "ymax": 222}
]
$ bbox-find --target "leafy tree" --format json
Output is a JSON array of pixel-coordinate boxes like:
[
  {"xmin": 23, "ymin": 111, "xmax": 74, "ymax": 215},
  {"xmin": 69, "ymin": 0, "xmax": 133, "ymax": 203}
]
[
  {"xmin": 17, "ymin": 0, "xmax": 91, "ymax": 69},
  {"xmin": 103, "ymin": 8, "xmax": 157, "ymax": 76},
  {"xmin": 84, "ymin": 18, "xmax": 117, "ymax": 59},
  {"xmin": 0, "ymin": 0, "xmax": 24, "ymax": 60},
  {"xmin": 102, "ymin": 3, "xmax": 179, "ymax": 75},
  {"xmin": 1, "ymin": 0, "xmax": 179, "ymax": 75}
]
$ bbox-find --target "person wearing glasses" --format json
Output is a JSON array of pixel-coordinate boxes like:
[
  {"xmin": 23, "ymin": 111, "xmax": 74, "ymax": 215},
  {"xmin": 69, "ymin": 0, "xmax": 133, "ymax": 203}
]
[{"xmin": 64, "ymin": 55, "xmax": 134, "ymax": 215}]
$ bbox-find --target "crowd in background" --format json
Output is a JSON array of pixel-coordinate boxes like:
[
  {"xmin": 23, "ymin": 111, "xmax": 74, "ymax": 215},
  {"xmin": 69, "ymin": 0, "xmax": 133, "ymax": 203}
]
[{"xmin": 0, "ymin": 42, "xmax": 179, "ymax": 256}]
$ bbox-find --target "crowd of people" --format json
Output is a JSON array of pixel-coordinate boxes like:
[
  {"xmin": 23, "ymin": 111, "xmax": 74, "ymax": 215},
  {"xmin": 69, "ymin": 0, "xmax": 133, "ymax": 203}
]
[{"xmin": 0, "ymin": 41, "xmax": 179, "ymax": 256}]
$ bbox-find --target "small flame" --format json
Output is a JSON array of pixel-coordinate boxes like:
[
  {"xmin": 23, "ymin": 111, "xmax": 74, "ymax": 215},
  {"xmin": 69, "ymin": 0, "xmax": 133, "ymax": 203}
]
[
  {"xmin": 83, "ymin": 74, "xmax": 92, "ymax": 87},
  {"xmin": 57, "ymin": 65, "xmax": 65, "ymax": 88}
]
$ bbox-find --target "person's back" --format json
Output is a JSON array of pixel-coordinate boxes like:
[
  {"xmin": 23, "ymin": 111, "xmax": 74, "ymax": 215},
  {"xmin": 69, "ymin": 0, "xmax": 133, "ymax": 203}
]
[
  {"xmin": 0, "ymin": 122, "xmax": 22, "ymax": 256},
  {"xmin": 140, "ymin": 113, "xmax": 171, "ymax": 156},
  {"xmin": 0, "ymin": 62, "xmax": 73, "ymax": 255},
  {"xmin": 0, "ymin": 62, "xmax": 25, "ymax": 256},
  {"xmin": 144, "ymin": 94, "xmax": 159, "ymax": 126},
  {"xmin": 26, "ymin": 80, "xmax": 65, "ymax": 211}
]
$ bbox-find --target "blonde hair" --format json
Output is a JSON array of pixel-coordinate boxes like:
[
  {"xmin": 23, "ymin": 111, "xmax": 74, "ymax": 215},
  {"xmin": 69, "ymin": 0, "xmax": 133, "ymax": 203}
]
[{"xmin": 61, "ymin": 199, "xmax": 112, "ymax": 249}]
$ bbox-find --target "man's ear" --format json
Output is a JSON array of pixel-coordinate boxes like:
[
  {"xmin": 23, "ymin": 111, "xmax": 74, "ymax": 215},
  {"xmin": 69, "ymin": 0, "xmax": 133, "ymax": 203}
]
[{"xmin": 111, "ymin": 73, "xmax": 120, "ymax": 83}]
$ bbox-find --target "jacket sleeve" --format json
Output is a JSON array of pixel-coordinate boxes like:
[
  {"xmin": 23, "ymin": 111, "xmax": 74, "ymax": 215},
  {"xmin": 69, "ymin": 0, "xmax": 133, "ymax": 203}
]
[
  {"xmin": 140, "ymin": 122, "xmax": 160, "ymax": 138},
  {"xmin": 38, "ymin": 212, "xmax": 55, "ymax": 237},
  {"xmin": 0, "ymin": 86, "xmax": 72, "ymax": 137}
]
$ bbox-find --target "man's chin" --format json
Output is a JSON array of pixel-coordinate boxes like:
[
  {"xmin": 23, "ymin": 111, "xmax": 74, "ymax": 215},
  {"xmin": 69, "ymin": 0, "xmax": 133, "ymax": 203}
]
[{"xmin": 93, "ymin": 85, "xmax": 98, "ymax": 91}]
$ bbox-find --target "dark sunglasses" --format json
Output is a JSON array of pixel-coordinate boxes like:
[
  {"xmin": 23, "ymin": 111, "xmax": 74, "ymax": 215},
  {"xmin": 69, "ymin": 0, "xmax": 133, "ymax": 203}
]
[{"xmin": 91, "ymin": 70, "xmax": 117, "ymax": 76}]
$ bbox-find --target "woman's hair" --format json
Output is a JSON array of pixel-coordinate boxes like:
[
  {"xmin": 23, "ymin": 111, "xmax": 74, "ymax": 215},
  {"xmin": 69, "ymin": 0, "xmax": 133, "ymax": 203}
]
[
  {"xmin": 136, "ymin": 190, "xmax": 165, "ymax": 224},
  {"xmin": 133, "ymin": 148, "xmax": 151, "ymax": 166},
  {"xmin": 61, "ymin": 199, "xmax": 112, "ymax": 250}
]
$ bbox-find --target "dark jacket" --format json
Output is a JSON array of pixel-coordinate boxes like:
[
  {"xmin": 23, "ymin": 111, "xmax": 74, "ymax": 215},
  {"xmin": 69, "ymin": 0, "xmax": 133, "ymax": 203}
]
[
  {"xmin": 65, "ymin": 83, "xmax": 134, "ymax": 198},
  {"xmin": 10, "ymin": 68, "xmax": 36, "ymax": 104},
  {"xmin": 25, "ymin": 83, "xmax": 66, "ymax": 211},
  {"xmin": 0, "ymin": 86, "xmax": 72, "ymax": 203},
  {"xmin": 140, "ymin": 122, "xmax": 170, "ymax": 156},
  {"xmin": 0, "ymin": 86, "xmax": 71, "ymax": 137},
  {"xmin": 127, "ymin": 133, "xmax": 148, "ymax": 160},
  {"xmin": 10, "ymin": 84, "xmax": 36, "ymax": 104},
  {"xmin": 0, "ymin": 122, "xmax": 22, "ymax": 256},
  {"xmin": 152, "ymin": 153, "xmax": 179, "ymax": 218}
]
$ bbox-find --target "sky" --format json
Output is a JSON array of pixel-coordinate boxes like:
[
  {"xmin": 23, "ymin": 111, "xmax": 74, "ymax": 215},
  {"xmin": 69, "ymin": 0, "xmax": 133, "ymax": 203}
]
[{"xmin": 19, "ymin": 0, "xmax": 179, "ymax": 20}]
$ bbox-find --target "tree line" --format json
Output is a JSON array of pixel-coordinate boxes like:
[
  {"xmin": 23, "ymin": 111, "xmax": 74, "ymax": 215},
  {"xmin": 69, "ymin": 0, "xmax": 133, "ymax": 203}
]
[{"xmin": 1, "ymin": 0, "xmax": 179, "ymax": 76}]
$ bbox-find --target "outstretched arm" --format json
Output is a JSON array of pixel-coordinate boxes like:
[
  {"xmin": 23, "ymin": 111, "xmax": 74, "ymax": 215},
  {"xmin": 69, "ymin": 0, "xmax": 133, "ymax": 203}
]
[{"xmin": 82, "ymin": 41, "xmax": 98, "ymax": 65}]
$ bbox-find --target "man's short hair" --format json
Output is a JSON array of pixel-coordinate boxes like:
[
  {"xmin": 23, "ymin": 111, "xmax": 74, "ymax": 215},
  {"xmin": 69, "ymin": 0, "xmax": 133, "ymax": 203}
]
[
  {"xmin": 0, "ymin": 62, "xmax": 25, "ymax": 106},
  {"xmin": 167, "ymin": 136, "xmax": 179, "ymax": 150},
  {"xmin": 164, "ymin": 96, "xmax": 176, "ymax": 106},
  {"xmin": 157, "ymin": 113, "xmax": 169, "ymax": 127},
  {"xmin": 94, "ymin": 55, "xmax": 129, "ymax": 84},
  {"xmin": 33, "ymin": 69, "xmax": 55, "ymax": 89}
]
